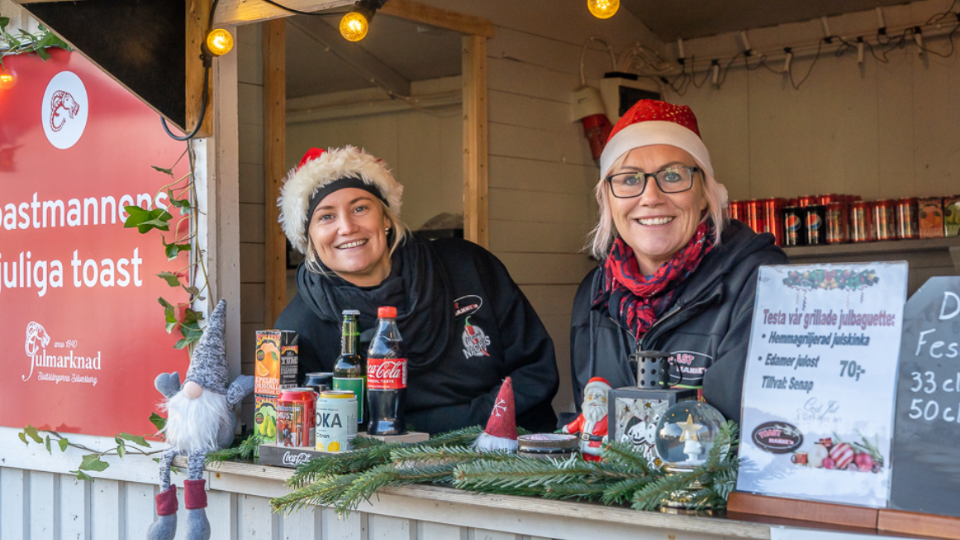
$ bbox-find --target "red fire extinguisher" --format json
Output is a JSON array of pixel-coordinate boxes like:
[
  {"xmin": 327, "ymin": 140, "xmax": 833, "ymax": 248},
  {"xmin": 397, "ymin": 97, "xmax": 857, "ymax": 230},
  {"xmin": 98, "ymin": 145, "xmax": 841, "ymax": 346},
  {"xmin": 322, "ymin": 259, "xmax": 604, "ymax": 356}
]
[{"xmin": 572, "ymin": 86, "xmax": 611, "ymax": 162}]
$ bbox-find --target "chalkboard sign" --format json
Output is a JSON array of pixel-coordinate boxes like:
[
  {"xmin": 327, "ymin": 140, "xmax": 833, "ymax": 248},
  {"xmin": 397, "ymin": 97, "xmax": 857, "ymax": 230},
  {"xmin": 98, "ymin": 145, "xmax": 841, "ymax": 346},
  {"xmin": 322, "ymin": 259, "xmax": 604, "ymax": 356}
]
[{"xmin": 890, "ymin": 277, "xmax": 960, "ymax": 518}]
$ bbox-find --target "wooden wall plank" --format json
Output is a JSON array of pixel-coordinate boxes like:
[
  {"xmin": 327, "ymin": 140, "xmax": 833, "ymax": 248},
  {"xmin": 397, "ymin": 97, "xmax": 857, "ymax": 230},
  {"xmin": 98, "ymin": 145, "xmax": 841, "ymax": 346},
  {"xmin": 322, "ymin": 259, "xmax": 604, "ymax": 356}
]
[
  {"xmin": 241, "ymin": 243, "xmax": 267, "ymax": 283},
  {"xmin": 488, "ymin": 123, "xmax": 589, "ymax": 167},
  {"xmin": 240, "ymin": 204, "xmax": 267, "ymax": 243},
  {"xmin": 488, "ymin": 156, "xmax": 596, "ymax": 195},
  {"xmin": 321, "ymin": 507, "xmax": 365, "ymax": 539},
  {"xmin": 185, "ymin": 0, "xmax": 213, "ymax": 137},
  {"xmin": 29, "ymin": 471, "xmax": 58, "ymax": 540},
  {"xmin": 91, "ymin": 479, "xmax": 122, "ymax": 540},
  {"xmin": 491, "ymin": 253, "xmax": 593, "ymax": 285},
  {"xmin": 473, "ymin": 530, "xmax": 518, "ymax": 540},
  {"xmin": 60, "ymin": 474, "xmax": 90, "ymax": 540},
  {"xmin": 239, "ymin": 494, "xmax": 279, "ymax": 538},
  {"xmin": 380, "ymin": 0, "xmax": 494, "ymax": 38},
  {"xmin": 241, "ymin": 283, "xmax": 267, "ymax": 324},
  {"xmin": 488, "ymin": 189, "xmax": 591, "ymax": 224},
  {"xmin": 1, "ymin": 467, "xmax": 29, "ymax": 540},
  {"xmin": 369, "ymin": 514, "xmax": 415, "ymax": 540},
  {"xmin": 419, "ymin": 522, "xmax": 463, "ymax": 540},
  {"xmin": 463, "ymin": 34, "xmax": 489, "ymax": 248},
  {"xmin": 263, "ymin": 18, "xmax": 288, "ymax": 328},
  {"xmin": 488, "ymin": 220, "xmax": 591, "ymax": 254},
  {"xmin": 283, "ymin": 505, "xmax": 322, "ymax": 540},
  {"xmin": 214, "ymin": 0, "xmax": 352, "ymax": 26},
  {"xmin": 207, "ymin": 490, "xmax": 238, "ymax": 540},
  {"xmin": 124, "ymin": 483, "xmax": 156, "ymax": 539}
]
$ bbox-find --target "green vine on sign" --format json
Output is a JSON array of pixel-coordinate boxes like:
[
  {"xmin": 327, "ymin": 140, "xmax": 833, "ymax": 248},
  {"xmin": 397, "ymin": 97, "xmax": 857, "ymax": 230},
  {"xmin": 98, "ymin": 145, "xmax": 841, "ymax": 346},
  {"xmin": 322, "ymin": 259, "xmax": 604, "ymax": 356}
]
[{"xmin": 0, "ymin": 17, "xmax": 71, "ymax": 67}]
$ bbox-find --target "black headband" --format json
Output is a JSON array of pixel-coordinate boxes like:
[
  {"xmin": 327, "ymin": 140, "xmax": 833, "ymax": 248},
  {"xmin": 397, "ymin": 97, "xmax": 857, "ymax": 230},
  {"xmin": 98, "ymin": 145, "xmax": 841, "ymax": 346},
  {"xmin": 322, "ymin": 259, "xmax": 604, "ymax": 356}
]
[{"xmin": 304, "ymin": 176, "xmax": 389, "ymax": 234}]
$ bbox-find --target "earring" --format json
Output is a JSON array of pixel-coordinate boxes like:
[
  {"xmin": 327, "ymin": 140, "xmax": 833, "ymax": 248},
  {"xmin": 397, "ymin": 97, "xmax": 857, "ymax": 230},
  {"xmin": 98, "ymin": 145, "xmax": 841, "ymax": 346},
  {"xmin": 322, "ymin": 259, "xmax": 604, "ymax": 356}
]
[{"xmin": 385, "ymin": 227, "xmax": 391, "ymax": 233}]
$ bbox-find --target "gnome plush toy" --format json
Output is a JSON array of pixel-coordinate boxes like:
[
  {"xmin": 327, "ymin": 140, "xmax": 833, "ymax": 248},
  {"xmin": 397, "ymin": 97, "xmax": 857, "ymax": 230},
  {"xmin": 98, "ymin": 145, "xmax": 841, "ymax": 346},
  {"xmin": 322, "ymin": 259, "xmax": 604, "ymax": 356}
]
[
  {"xmin": 474, "ymin": 377, "xmax": 518, "ymax": 452},
  {"xmin": 147, "ymin": 299, "xmax": 254, "ymax": 540}
]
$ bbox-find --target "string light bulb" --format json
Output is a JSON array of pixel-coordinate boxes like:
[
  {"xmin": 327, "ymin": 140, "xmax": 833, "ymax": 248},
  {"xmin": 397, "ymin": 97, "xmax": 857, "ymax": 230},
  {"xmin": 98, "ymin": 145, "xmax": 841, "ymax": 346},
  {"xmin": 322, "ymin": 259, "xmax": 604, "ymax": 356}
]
[
  {"xmin": 0, "ymin": 70, "xmax": 16, "ymax": 90},
  {"xmin": 206, "ymin": 28, "xmax": 234, "ymax": 56},
  {"xmin": 587, "ymin": 0, "xmax": 619, "ymax": 20},
  {"xmin": 340, "ymin": 10, "xmax": 370, "ymax": 42}
]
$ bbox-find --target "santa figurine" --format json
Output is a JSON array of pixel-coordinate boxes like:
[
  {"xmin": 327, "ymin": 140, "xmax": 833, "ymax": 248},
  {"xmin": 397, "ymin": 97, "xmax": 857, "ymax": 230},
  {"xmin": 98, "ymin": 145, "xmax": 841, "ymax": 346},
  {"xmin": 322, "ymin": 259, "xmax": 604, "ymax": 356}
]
[
  {"xmin": 562, "ymin": 377, "xmax": 611, "ymax": 461},
  {"xmin": 474, "ymin": 377, "xmax": 518, "ymax": 452},
  {"xmin": 147, "ymin": 299, "xmax": 254, "ymax": 540}
]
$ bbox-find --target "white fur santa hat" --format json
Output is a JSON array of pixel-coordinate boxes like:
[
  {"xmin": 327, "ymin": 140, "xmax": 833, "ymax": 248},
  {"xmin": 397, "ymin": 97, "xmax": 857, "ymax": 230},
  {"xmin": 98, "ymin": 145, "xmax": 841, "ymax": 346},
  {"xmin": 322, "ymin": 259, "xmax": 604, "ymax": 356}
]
[
  {"xmin": 584, "ymin": 377, "xmax": 612, "ymax": 395},
  {"xmin": 278, "ymin": 146, "xmax": 403, "ymax": 255}
]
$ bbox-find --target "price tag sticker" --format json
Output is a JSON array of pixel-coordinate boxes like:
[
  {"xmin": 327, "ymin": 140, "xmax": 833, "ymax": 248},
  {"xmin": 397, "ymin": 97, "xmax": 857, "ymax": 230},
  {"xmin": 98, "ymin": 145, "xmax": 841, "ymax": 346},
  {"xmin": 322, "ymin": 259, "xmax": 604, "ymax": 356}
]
[{"xmin": 737, "ymin": 262, "xmax": 907, "ymax": 507}]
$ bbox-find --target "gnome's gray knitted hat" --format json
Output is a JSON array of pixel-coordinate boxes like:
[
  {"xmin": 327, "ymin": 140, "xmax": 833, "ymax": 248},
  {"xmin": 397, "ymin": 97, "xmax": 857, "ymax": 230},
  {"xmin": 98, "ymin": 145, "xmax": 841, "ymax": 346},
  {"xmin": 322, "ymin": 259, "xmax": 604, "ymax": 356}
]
[{"xmin": 184, "ymin": 299, "xmax": 228, "ymax": 395}]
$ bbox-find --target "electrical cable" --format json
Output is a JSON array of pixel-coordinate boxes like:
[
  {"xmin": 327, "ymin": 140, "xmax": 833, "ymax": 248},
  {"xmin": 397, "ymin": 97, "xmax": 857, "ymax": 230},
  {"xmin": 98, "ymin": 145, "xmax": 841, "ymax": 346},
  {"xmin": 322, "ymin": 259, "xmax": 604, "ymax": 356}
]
[
  {"xmin": 788, "ymin": 37, "xmax": 822, "ymax": 90},
  {"xmin": 579, "ymin": 37, "xmax": 617, "ymax": 86}
]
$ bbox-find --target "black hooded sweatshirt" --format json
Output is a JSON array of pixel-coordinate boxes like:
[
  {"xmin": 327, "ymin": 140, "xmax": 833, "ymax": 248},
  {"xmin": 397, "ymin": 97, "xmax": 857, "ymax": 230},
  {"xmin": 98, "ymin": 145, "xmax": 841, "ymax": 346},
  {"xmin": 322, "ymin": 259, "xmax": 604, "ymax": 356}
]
[
  {"xmin": 569, "ymin": 220, "xmax": 788, "ymax": 423},
  {"xmin": 276, "ymin": 234, "xmax": 559, "ymax": 434}
]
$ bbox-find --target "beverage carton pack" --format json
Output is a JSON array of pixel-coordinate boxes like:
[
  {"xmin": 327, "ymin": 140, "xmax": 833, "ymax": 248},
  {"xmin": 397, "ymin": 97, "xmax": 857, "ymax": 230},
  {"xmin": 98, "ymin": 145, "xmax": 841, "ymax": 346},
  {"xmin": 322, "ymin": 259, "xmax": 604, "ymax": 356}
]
[
  {"xmin": 255, "ymin": 330, "xmax": 298, "ymax": 395},
  {"xmin": 255, "ymin": 394, "xmax": 278, "ymax": 440},
  {"xmin": 944, "ymin": 195, "xmax": 960, "ymax": 237},
  {"xmin": 918, "ymin": 197, "xmax": 944, "ymax": 239}
]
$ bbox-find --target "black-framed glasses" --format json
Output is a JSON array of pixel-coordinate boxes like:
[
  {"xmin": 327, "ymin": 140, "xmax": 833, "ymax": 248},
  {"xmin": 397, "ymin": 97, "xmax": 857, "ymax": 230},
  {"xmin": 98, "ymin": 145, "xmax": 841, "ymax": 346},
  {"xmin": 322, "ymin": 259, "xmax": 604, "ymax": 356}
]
[{"xmin": 605, "ymin": 166, "xmax": 700, "ymax": 198}]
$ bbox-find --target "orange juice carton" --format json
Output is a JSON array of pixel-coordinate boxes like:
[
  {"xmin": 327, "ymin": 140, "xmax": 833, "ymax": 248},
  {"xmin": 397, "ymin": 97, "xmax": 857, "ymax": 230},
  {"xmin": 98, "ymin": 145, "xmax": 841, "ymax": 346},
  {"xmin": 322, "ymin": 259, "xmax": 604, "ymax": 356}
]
[{"xmin": 255, "ymin": 330, "xmax": 298, "ymax": 395}]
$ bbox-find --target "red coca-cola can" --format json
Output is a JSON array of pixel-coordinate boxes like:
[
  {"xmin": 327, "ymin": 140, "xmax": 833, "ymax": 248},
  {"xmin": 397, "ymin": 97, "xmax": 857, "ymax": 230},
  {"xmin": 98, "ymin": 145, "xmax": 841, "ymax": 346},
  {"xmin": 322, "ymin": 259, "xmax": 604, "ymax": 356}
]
[
  {"xmin": 850, "ymin": 201, "xmax": 873, "ymax": 242},
  {"xmin": 728, "ymin": 200, "xmax": 744, "ymax": 222},
  {"xmin": 895, "ymin": 198, "xmax": 919, "ymax": 239},
  {"xmin": 797, "ymin": 195, "xmax": 819, "ymax": 208},
  {"xmin": 277, "ymin": 388, "xmax": 317, "ymax": 448},
  {"xmin": 818, "ymin": 194, "xmax": 843, "ymax": 206},
  {"xmin": 760, "ymin": 198, "xmax": 786, "ymax": 245},
  {"xmin": 872, "ymin": 200, "xmax": 897, "ymax": 241},
  {"xmin": 744, "ymin": 199, "xmax": 764, "ymax": 234},
  {"xmin": 825, "ymin": 202, "xmax": 849, "ymax": 243}
]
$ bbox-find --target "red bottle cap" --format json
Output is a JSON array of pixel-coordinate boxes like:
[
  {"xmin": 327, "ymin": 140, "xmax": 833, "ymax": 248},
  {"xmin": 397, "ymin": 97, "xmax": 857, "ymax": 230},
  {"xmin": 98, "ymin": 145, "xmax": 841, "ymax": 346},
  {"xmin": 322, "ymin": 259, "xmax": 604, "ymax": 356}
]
[{"xmin": 378, "ymin": 306, "xmax": 397, "ymax": 318}]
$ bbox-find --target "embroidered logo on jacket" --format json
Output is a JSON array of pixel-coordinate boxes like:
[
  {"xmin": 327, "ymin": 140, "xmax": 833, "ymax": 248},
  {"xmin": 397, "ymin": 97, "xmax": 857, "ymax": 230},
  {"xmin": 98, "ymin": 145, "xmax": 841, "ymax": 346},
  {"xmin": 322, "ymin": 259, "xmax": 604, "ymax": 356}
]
[
  {"xmin": 454, "ymin": 295, "xmax": 483, "ymax": 318},
  {"xmin": 462, "ymin": 316, "xmax": 490, "ymax": 358}
]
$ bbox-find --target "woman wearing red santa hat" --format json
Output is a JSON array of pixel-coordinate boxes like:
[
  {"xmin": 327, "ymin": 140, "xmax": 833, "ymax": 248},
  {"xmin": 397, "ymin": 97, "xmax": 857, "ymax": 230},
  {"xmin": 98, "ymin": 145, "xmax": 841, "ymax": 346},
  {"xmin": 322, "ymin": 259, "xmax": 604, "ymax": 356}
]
[
  {"xmin": 275, "ymin": 146, "xmax": 559, "ymax": 434},
  {"xmin": 569, "ymin": 100, "xmax": 788, "ymax": 424}
]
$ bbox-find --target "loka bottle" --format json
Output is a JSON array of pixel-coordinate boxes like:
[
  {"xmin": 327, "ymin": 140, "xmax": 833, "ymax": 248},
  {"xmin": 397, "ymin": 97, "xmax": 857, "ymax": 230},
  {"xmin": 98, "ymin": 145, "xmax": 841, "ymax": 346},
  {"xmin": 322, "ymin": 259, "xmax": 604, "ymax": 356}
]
[
  {"xmin": 367, "ymin": 306, "xmax": 407, "ymax": 435},
  {"xmin": 333, "ymin": 310, "xmax": 366, "ymax": 427}
]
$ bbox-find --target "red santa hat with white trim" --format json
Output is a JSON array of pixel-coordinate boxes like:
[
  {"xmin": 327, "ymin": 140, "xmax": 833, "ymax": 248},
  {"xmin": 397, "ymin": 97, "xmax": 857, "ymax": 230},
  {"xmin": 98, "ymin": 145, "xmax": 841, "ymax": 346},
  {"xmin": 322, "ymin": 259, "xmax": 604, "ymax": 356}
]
[
  {"xmin": 599, "ymin": 100, "xmax": 727, "ymax": 207},
  {"xmin": 474, "ymin": 377, "xmax": 518, "ymax": 452},
  {"xmin": 583, "ymin": 376, "xmax": 612, "ymax": 395},
  {"xmin": 278, "ymin": 146, "xmax": 403, "ymax": 255}
]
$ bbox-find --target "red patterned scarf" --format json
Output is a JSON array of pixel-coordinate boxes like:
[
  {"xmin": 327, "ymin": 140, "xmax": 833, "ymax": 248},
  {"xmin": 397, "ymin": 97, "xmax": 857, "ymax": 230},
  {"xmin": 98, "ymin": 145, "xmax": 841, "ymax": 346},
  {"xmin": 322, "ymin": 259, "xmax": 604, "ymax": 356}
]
[{"xmin": 594, "ymin": 221, "xmax": 715, "ymax": 340}]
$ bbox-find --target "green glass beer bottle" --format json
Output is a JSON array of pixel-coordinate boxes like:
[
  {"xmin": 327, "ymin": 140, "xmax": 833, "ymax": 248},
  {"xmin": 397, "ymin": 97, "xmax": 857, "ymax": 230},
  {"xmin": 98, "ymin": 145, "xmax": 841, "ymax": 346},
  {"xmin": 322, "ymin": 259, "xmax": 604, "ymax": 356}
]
[{"xmin": 333, "ymin": 310, "xmax": 366, "ymax": 427}]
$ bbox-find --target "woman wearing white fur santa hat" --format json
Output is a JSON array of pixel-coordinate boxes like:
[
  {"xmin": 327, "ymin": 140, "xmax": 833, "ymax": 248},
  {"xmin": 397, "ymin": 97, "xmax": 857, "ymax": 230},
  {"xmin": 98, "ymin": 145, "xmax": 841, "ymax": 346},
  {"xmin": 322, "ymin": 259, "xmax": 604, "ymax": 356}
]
[
  {"xmin": 276, "ymin": 146, "xmax": 559, "ymax": 434},
  {"xmin": 569, "ymin": 100, "xmax": 787, "ymax": 424}
]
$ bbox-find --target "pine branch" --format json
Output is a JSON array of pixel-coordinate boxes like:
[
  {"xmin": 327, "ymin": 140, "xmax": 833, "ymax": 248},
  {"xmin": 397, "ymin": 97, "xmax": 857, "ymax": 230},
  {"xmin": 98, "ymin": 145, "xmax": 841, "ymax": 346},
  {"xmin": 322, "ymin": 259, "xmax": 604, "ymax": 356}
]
[
  {"xmin": 600, "ymin": 477, "xmax": 656, "ymax": 506},
  {"xmin": 453, "ymin": 456, "xmax": 597, "ymax": 491},
  {"xmin": 206, "ymin": 433, "xmax": 260, "ymax": 464},
  {"xmin": 599, "ymin": 441, "xmax": 654, "ymax": 475},
  {"xmin": 334, "ymin": 462, "xmax": 460, "ymax": 516},
  {"xmin": 631, "ymin": 470, "xmax": 698, "ymax": 511},
  {"xmin": 271, "ymin": 472, "xmax": 361, "ymax": 515}
]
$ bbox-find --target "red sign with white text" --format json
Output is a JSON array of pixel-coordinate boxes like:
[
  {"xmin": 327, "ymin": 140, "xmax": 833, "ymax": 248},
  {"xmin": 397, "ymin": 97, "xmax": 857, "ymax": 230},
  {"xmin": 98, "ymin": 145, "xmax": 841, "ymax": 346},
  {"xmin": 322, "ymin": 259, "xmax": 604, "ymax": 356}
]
[
  {"xmin": 367, "ymin": 358, "xmax": 407, "ymax": 389},
  {"xmin": 0, "ymin": 50, "xmax": 190, "ymax": 437}
]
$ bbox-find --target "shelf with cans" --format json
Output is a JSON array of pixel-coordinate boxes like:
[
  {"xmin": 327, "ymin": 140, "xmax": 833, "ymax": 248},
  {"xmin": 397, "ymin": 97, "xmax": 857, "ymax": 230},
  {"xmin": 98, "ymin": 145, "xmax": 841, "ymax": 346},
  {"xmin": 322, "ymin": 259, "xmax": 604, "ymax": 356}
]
[{"xmin": 730, "ymin": 194, "xmax": 960, "ymax": 248}]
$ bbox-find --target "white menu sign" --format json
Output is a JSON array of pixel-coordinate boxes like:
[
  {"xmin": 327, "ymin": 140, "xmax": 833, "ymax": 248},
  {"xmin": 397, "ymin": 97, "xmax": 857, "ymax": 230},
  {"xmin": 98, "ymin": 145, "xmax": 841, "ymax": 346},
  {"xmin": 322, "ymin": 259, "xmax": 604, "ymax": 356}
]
[{"xmin": 736, "ymin": 262, "xmax": 907, "ymax": 507}]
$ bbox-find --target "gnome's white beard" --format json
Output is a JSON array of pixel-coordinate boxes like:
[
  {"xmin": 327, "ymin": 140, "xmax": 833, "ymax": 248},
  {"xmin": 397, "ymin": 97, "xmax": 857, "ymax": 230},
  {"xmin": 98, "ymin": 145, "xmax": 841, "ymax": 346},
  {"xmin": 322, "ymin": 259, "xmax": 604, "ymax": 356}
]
[{"xmin": 162, "ymin": 390, "xmax": 232, "ymax": 453}]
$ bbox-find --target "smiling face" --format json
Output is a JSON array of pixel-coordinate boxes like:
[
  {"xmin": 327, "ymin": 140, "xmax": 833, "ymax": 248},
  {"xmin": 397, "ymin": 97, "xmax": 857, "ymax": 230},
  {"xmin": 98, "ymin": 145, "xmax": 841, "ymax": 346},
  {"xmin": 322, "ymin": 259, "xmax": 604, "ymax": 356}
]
[
  {"xmin": 607, "ymin": 145, "xmax": 708, "ymax": 275},
  {"xmin": 308, "ymin": 187, "xmax": 391, "ymax": 287}
]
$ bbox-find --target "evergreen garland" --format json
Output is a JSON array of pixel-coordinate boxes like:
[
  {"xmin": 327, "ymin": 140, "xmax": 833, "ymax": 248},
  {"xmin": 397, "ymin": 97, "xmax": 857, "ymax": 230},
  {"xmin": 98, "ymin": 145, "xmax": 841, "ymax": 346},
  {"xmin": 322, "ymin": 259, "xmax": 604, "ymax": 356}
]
[{"xmin": 269, "ymin": 421, "xmax": 740, "ymax": 516}]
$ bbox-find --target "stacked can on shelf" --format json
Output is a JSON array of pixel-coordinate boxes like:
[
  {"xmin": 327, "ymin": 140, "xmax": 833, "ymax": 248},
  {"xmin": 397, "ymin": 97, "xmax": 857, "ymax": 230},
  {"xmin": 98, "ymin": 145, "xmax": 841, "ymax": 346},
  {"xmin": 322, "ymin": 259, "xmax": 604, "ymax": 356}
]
[{"xmin": 895, "ymin": 198, "xmax": 919, "ymax": 240}]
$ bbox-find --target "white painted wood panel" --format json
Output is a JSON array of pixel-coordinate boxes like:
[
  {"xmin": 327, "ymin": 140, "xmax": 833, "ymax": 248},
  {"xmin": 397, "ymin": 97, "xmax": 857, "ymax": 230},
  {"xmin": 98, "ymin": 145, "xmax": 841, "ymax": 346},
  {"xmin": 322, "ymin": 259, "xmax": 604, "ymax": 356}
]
[
  {"xmin": 321, "ymin": 507, "xmax": 365, "ymax": 540},
  {"xmin": 473, "ymin": 530, "xmax": 518, "ymax": 540},
  {"xmin": 488, "ymin": 123, "xmax": 590, "ymax": 167},
  {"xmin": 124, "ymin": 482, "xmax": 157, "ymax": 539},
  {"xmin": 369, "ymin": 514, "xmax": 414, "ymax": 540},
  {"xmin": 240, "ymin": 493, "xmax": 280, "ymax": 539},
  {"xmin": 488, "ymin": 220, "xmax": 591, "ymax": 254},
  {"xmin": 419, "ymin": 521, "xmax": 464, "ymax": 540},
  {"xmin": 488, "ymin": 189, "xmax": 591, "ymax": 224},
  {"xmin": 1, "ymin": 467, "xmax": 28, "ymax": 540},
  {"xmin": 60, "ymin": 474, "xmax": 90, "ymax": 540},
  {"xmin": 492, "ymin": 253, "xmax": 594, "ymax": 285},
  {"xmin": 29, "ymin": 471, "xmax": 58, "ymax": 540},
  {"xmin": 488, "ymin": 156, "xmax": 596, "ymax": 195},
  {"xmin": 282, "ymin": 505, "xmax": 321, "ymax": 540},
  {"xmin": 207, "ymin": 490, "xmax": 238, "ymax": 540},
  {"xmin": 90, "ymin": 478, "xmax": 121, "ymax": 540}
]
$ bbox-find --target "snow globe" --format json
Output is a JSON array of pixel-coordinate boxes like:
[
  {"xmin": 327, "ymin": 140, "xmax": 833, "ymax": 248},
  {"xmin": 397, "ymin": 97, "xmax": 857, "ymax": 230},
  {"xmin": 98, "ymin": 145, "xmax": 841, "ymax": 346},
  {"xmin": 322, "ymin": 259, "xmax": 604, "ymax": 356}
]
[{"xmin": 655, "ymin": 401, "xmax": 726, "ymax": 470}]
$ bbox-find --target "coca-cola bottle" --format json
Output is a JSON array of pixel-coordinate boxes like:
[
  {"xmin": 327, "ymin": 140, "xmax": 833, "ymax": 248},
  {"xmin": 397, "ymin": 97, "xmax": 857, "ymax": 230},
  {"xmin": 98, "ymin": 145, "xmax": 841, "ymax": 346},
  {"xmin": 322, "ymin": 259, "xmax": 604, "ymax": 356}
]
[{"xmin": 366, "ymin": 306, "xmax": 407, "ymax": 435}]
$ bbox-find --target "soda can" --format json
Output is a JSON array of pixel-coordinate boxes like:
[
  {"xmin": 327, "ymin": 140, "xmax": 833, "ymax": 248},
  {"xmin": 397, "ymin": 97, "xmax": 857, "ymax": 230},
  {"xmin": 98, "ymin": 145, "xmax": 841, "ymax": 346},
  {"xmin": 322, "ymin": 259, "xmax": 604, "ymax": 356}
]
[
  {"xmin": 850, "ymin": 201, "xmax": 873, "ymax": 242},
  {"xmin": 744, "ymin": 199, "xmax": 764, "ymax": 234},
  {"xmin": 303, "ymin": 372, "xmax": 333, "ymax": 393},
  {"xmin": 783, "ymin": 206, "xmax": 805, "ymax": 247},
  {"xmin": 872, "ymin": 200, "xmax": 897, "ymax": 241},
  {"xmin": 277, "ymin": 388, "xmax": 317, "ymax": 448},
  {"xmin": 825, "ymin": 202, "xmax": 849, "ymax": 244},
  {"xmin": 797, "ymin": 195, "xmax": 819, "ymax": 208},
  {"xmin": 919, "ymin": 197, "xmax": 945, "ymax": 238},
  {"xmin": 945, "ymin": 195, "xmax": 960, "ymax": 237},
  {"xmin": 760, "ymin": 198, "xmax": 786, "ymax": 246},
  {"xmin": 895, "ymin": 198, "xmax": 919, "ymax": 240},
  {"xmin": 316, "ymin": 390, "xmax": 358, "ymax": 453},
  {"xmin": 804, "ymin": 205, "xmax": 826, "ymax": 246},
  {"xmin": 818, "ymin": 194, "xmax": 843, "ymax": 206},
  {"xmin": 728, "ymin": 200, "xmax": 744, "ymax": 222}
]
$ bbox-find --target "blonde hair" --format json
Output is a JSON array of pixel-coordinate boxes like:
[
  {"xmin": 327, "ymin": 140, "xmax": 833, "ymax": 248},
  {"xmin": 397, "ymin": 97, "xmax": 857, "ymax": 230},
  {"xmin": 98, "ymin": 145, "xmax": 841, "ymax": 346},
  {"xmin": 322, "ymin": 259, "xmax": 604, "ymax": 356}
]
[
  {"xmin": 585, "ymin": 150, "xmax": 728, "ymax": 260},
  {"xmin": 306, "ymin": 199, "xmax": 411, "ymax": 276}
]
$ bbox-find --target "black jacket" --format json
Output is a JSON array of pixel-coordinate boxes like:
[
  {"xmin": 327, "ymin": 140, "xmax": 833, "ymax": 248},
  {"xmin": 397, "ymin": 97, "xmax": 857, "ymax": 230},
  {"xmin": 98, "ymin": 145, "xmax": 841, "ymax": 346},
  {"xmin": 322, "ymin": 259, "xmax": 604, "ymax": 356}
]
[
  {"xmin": 570, "ymin": 220, "xmax": 788, "ymax": 423},
  {"xmin": 276, "ymin": 237, "xmax": 559, "ymax": 434}
]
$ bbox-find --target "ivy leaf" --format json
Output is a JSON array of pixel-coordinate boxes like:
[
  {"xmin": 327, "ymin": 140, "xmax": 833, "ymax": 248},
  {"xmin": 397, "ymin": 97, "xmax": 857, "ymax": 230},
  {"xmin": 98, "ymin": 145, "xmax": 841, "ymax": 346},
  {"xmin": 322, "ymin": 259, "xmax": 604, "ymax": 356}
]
[
  {"xmin": 45, "ymin": 435, "xmax": 51, "ymax": 454},
  {"xmin": 119, "ymin": 433, "xmax": 151, "ymax": 448},
  {"xmin": 182, "ymin": 308, "xmax": 204, "ymax": 326},
  {"xmin": 123, "ymin": 206, "xmax": 171, "ymax": 234},
  {"xmin": 116, "ymin": 439, "xmax": 126, "ymax": 459},
  {"xmin": 25, "ymin": 424, "xmax": 43, "ymax": 443},
  {"xmin": 34, "ymin": 45, "xmax": 50, "ymax": 61},
  {"xmin": 19, "ymin": 432, "xmax": 27, "ymax": 446},
  {"xmin": 183, "ymin": 285, "xmax": 201, "ymax": 297},
  {"xmin": 158, "ymin": 297, "xmax": 178, "ymax": 333},
  {"xmin": 166, "ymin": 189, "xmax": 191, "ymax": 210},
  {"xmin": 0, "ymin": 17, "xmax": 10, "ymax": 31},
  {"xmin": 149, "ymin": 412, "xmax": 167, "ymax": 432},
  {"xmin": 58, "ymin": 438, "xmax": 70, "ymax": 452},
  {"xmin": 71, "ymin": 470, "xmax": 93, "ymax": 482},
  {"xmin": 156, "ymin": 272, "xmax": 181, "ymax": 287},
  {"xmin": 162, "ymin": 238, "xmax": 191, "ymax": 260},
  {"xmin": 79, "ymin": 454, "xmax": 109, "ymax": 472},
  {"xmin": 152, "ymin": 165, "xmax": 174, "ymax": 177}
]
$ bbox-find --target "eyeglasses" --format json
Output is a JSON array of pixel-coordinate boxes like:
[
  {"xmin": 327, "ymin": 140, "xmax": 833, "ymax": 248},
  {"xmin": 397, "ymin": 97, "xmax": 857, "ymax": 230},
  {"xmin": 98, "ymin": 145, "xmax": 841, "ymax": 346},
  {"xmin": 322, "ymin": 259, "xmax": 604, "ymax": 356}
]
[{"xmin": 605, "ymin": 166, "xmax": 700, "ymax": 198}]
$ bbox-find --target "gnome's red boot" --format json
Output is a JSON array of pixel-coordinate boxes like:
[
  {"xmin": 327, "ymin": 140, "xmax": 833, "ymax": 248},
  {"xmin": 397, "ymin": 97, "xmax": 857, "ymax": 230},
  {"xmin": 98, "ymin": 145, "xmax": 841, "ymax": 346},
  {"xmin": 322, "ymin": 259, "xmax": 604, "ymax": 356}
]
[
  {"xmin": 183, "ymin": 479, "xmax": 211, "ymax": 540},
  {"xmin": 146, "ymin": 486, "xmax": 178, "ymax": 540}
]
